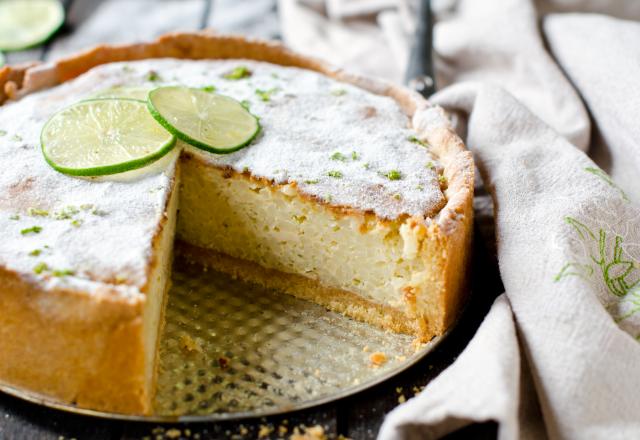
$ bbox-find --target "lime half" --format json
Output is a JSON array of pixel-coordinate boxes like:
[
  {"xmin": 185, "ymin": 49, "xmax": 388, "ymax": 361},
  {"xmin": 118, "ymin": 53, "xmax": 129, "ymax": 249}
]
[
  {"xmin": 147, "ymin": 86, "xmax": 260, "ymax": 154},
  {"xmin": 0, "ymin": 0, "xmax": 65, "ymax": 51},
  {"xmin": 41, "ymin": 99, "xmax": 176, "ymax": 176}
]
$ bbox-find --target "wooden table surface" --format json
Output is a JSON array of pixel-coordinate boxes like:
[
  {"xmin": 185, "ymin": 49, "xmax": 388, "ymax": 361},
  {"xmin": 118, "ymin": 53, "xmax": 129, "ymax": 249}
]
[{"xmin": 0, "ymin": 1, "xmax": 500, "ymax": 438}]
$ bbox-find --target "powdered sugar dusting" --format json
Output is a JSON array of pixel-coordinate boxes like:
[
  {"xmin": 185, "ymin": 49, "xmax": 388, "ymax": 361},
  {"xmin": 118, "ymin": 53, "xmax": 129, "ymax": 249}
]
[
  {"xmin": 0, "ymin": 58, "xmax": 444, "ymax": 291},
  {"xmin": 0, "ymin": 75, "xmax": 179, "ymax": 290},
  {"xmin": 163, "ymin": 60, "xmax": 446, "ymax": 219}
]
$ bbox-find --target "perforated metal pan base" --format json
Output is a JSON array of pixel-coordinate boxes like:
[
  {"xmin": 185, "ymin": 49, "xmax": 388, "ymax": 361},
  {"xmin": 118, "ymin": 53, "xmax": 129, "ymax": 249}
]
[{"xmin": 0, "ymin": 257, "xmax": 446, "ymax": 422}]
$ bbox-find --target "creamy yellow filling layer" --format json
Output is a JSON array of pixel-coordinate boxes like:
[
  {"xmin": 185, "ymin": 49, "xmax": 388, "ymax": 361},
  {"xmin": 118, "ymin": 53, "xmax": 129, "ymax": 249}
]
[{"xmin": 176, "ymin": 157, "xmax": 431, "ymax": 311}]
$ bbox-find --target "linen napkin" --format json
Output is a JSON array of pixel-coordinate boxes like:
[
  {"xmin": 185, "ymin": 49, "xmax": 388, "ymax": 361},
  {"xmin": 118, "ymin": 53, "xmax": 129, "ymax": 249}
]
[{"xmin": 280, "ymin": 1, "xmax": 640, "ymax": 438}]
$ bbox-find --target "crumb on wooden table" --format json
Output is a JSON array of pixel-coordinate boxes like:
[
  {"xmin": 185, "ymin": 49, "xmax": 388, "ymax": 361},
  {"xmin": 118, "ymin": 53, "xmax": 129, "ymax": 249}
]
[
  {"xmin": 289, "ymin": 425, "xmax": 327, "ymax": 440},
  {"xmin": 165, "ymin": 428, "xmax": 181, "ymax": 439},
  {"xmin": 258, "ymin": 424, "xmax": 273, "ymax": 438}
]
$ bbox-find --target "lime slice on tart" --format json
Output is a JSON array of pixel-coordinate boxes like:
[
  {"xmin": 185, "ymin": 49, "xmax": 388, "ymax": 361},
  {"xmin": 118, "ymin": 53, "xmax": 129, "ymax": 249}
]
[
  {"xmin": 90, "ymin": 86, "xmax": 151, "ymax": 101},
  {"xmin": 0, "ymin": 0, "xmax": 65, "ymax": 51},
  {"xmin": 41, "ymin": 98, "xmax": 176, "ymax": 176},
  {"xmin": 147, "ymin": 86, "xmax": 260, "ymax": 154}
]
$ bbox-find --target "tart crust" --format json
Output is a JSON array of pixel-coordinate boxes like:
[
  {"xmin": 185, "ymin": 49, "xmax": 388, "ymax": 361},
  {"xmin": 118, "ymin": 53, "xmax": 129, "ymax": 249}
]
[{"xmin": 0, "ymin": 32, "xmax": 474, "ymax": 414}]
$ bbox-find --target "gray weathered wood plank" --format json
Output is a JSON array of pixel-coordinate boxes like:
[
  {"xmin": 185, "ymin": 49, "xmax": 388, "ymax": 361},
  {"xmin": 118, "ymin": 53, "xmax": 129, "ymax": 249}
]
[
  {"xmin": 4, "ymin": 49, "xmax": 45, "ymax": 65},
  {"xmin": 207, "ymin": 0, "xmax": 280, "ymax": 39},
  {"xmin": 0, "ymin": 393, "xmax": 114, "ymax": 440},
  {"xmin": 46, "ymin": 0, "xmax": 207, "ymax": 61}
]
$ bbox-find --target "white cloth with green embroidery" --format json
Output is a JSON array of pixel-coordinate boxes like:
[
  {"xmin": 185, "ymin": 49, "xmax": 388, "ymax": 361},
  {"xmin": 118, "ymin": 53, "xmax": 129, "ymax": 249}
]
[{"xmin": 281, "ymin": 0, "xmax": 640, "ymax": 438}]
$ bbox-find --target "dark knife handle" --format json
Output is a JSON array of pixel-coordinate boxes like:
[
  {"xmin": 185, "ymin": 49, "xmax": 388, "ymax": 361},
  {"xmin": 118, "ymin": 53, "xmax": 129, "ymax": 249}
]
[{"xmin": 404, "ymin": 0, "xmax": 436, "ymax": 97}]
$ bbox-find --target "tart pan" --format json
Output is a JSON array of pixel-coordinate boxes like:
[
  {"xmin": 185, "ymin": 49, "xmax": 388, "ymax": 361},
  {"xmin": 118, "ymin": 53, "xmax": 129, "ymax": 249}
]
[{"xmin": 0, "ymin": 257, "xmax": 447, "ymax": 422}]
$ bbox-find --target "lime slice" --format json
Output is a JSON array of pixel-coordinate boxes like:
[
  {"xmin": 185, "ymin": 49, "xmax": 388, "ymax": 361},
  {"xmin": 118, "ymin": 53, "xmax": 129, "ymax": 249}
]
[
  {"xmin": 90, "ymin": 86, "xmax": 151, "ymax": 101},
  {"xmin": 0, "ymin": 51, "xmax": 5, "ymax": 67},
  {"xmin": 0, "ymin": 0, "xmax": 65, "ymax": 51},
  {"xmin": 147, "ymin": 86, "xmax": 260, "ymax": 154},
  {"xmin": 41, "ymin": 98, "xmax": 176, "ymax": 176}
]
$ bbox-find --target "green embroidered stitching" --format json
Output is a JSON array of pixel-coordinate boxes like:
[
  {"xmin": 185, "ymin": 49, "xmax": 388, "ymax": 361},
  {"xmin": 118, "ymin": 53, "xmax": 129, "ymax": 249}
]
[
  {"xmin": 554, "ymin": 262, "xmax": 594, "ymax": 281},
  {"xmin": 614, "ymin": 291, "xmax": 640, "ymax": 323},
  {"xmin": 592, "ymin": 231, "xmax": 639, "ymax": 297},
  {"xmin": 557, "ymin": 218, "xmax": 640, "ymax": 298},
  {"xmin": 584, "ymin": 167, "xmax": 629, "ymax": 202},
  {"xmin": 564, "ymin": 216, "xmax": 595, "ymax": 240}
]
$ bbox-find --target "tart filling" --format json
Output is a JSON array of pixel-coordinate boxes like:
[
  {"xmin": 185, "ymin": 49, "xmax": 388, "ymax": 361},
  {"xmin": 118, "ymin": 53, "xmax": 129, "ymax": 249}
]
[
  {"xmin": 0, "ymin": 37, "xmax": 473, "ymax": 415},
  {"xmin": 0, "ymin": 58, "xmax": 447, "ymax": 301}
]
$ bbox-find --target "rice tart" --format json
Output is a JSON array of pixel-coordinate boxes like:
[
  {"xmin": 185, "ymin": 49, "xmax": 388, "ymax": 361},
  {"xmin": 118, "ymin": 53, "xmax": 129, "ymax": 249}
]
[{"xmin": 0, "ymin": 32, "xmax": 474, "ymax": 415}]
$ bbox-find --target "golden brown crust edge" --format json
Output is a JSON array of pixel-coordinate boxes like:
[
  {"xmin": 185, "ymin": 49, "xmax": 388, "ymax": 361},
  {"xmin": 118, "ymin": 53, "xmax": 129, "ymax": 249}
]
[
  {"xmin": 0, "ymin": 268, "xmax": 148, "ymax": 413},
  {"xmin": 0, "ymin": 62, "xmax": 37, "ymax": 103},
  {"xmin": 0, "ymin": 185, "xmax": 181, "ymax": 415},
  {"xmin": 0, "ymin": 32, "xmax": 474, "ymax": 411},
  {"xmin": 0, "ymin": 163, "xmax": 179, "ymax": 415}
]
